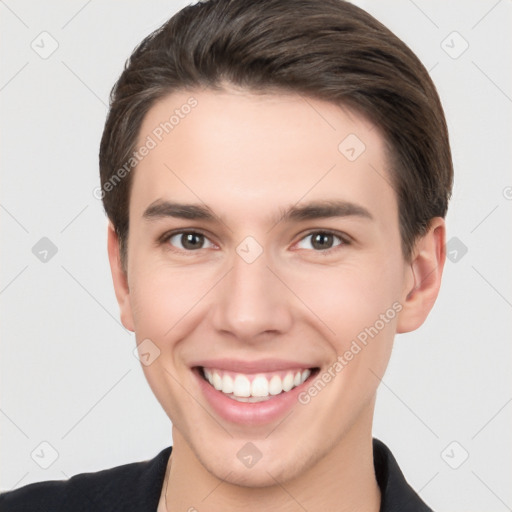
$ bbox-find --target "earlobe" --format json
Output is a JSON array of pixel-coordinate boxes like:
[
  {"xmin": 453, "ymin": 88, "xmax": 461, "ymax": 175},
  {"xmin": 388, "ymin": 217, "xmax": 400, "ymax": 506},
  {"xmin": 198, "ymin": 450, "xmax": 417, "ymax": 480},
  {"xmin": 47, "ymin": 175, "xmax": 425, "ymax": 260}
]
[
  {"xmin": 396, "ymin": 217, "xmax": 446, "ymax": 333},
  {"xmin": 107, "ymin": 223, "xmax": 135, "ymax": 332}
]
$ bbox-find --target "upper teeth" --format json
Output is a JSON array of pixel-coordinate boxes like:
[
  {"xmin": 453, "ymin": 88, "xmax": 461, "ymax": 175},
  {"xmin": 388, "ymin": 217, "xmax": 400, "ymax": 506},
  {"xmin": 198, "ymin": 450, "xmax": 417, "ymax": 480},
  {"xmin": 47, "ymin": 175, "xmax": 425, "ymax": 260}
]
[{"xmin": 203, "ymin": 368, "xmax": 311, "ymax": 398}]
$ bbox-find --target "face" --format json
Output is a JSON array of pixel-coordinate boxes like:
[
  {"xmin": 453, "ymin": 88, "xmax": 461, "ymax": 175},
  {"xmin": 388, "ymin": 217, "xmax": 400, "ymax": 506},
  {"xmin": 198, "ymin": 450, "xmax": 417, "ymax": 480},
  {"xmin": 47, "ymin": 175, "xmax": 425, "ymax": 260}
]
[{"xmin": 108, "ymin": 87, "xmax": 439, "ymax": 486}]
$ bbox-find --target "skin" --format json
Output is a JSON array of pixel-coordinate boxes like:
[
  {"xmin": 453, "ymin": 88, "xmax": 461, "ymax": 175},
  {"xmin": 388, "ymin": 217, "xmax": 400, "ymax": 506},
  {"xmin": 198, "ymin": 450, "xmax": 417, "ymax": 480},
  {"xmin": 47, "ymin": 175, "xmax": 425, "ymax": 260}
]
[{"xmin": 107, "ymin": 86, "xmax": 446, "ymax": 512}]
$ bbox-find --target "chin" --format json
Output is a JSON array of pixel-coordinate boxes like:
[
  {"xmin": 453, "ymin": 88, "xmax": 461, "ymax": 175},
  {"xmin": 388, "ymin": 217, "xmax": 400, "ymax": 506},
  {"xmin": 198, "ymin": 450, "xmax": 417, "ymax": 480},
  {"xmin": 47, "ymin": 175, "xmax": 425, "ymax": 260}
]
[
  {"xmin": 210, "ymin": 458, "xmax": 298, "ymax": 488},
  {"xmin": 195, "ymin": 439, "xmax": 314, "ymax": 488}
]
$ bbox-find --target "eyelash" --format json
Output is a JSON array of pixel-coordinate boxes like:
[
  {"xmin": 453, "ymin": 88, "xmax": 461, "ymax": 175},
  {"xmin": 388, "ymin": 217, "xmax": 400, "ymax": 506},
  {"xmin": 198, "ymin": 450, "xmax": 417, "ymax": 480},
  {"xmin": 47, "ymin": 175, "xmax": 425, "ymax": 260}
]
[{"xmin": 158, "ymin": 229, "xmax": 351, "ymax": 255}]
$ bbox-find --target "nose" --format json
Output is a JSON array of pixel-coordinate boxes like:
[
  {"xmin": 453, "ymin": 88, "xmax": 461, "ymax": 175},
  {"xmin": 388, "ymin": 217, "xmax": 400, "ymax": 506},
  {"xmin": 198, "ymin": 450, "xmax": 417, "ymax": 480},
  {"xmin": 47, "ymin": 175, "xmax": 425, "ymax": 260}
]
[{"xmin": 211, "ymin": 247, "xmax": 293, "ymax": 343}]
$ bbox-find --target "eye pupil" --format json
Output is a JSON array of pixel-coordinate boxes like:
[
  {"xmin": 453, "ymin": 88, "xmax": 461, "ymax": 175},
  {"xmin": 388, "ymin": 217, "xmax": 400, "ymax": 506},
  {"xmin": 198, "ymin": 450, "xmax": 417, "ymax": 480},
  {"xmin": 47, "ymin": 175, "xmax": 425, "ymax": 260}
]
[
  {"xmin": 182, "ymin": 233, "xmax": 203, "ymax": 250},
  {"xmin": 312, "ymin": 233, "xmax": 333, "ymax": 250}
]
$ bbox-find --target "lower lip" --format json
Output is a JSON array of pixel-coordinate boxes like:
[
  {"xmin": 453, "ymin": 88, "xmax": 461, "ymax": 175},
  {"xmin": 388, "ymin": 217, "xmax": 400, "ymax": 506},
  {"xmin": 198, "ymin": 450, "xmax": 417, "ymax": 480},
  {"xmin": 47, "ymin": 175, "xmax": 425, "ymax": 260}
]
[{"xmin": 194, "ymin": 368, "xmax": 316, "ymax": 426}]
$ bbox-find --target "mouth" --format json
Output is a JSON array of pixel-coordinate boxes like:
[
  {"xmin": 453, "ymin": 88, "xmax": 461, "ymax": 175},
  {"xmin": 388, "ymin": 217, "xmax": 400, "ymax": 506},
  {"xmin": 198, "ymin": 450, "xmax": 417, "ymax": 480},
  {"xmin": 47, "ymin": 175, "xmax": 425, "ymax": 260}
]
[
  {"xmin": 198, "ymin": 366, "xmax": 318, "ymax": 403},
  {"xmin": 191, "ymin": 358, "xmax": 320, "ymax": 425}
]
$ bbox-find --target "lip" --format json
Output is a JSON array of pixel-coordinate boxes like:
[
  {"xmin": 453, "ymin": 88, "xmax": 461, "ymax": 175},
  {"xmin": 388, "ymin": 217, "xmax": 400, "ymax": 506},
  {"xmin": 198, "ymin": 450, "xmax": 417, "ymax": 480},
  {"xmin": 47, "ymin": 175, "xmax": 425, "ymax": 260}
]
[
  {"xmin": 192, "ymin": 363, "xmax": 318, "ymax": 426},
  {"xmin": 191, "ymin": 358, "xmax": 317, "ymax": 373}
]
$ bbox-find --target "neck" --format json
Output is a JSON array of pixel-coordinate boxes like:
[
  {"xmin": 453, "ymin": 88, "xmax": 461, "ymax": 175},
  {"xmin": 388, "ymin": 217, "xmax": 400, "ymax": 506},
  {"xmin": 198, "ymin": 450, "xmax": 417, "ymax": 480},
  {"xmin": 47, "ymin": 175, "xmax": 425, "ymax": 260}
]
[{"xmin": 162, "ymin": 421, "xmax": 380, "ymax": 512}]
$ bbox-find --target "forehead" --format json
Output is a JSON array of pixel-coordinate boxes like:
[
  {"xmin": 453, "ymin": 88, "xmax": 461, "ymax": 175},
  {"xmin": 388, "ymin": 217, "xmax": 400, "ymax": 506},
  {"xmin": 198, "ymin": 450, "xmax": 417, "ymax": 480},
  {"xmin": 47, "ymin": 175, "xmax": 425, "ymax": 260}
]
[{"xmin": 130, "ymin": 87, "xmax": 396, "ymax": 227}]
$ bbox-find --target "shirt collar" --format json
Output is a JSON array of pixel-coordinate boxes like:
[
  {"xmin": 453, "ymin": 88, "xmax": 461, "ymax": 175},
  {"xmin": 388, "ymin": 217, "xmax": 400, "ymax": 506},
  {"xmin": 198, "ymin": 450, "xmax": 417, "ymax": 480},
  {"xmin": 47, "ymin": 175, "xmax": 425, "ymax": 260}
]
[{"xmin": 373, "ymin": 438, "xmax": 434, "ymax": 511}]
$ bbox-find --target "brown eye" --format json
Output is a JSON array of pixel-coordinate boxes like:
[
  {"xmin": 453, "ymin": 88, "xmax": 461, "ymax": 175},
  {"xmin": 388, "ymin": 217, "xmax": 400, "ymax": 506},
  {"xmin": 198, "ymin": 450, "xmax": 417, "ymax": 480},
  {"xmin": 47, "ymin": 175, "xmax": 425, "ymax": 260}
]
[
  {"xmin": 296, "ymin": 231, "xmax": 346, "ymax": 251},
  {"xmin": 167, "ymin": 232, "xmax": 214, "ymax": 251}
]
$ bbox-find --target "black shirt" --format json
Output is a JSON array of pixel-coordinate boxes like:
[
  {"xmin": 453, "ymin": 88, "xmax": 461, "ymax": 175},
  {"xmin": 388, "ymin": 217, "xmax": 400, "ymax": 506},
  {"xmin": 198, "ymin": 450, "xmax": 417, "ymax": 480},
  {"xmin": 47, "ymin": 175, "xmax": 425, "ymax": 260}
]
[{"xmin": 0, "ymin": 438, "xmax": 433, "ymax": 511}]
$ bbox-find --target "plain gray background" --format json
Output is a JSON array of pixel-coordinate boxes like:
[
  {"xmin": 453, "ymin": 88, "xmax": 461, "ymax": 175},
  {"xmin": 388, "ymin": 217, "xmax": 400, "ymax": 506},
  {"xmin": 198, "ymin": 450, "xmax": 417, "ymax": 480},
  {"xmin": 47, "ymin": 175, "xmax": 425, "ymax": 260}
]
[{"xmin": 1, "ymin": 1, "xmax": 511, "ymax": 510}]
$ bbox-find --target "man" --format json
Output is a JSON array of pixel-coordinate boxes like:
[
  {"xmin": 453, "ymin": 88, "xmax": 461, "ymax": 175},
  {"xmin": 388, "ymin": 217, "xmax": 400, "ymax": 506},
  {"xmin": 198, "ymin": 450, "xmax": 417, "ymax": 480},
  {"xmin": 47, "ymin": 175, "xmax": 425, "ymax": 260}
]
[{"xmin": 1, "ymin": 0, "xmax": 452, "ymax": 510}]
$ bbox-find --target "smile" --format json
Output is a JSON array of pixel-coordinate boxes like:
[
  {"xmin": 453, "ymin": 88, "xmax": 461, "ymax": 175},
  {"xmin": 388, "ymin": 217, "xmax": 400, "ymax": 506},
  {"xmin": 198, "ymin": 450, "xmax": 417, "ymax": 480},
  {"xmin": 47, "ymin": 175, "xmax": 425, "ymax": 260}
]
[
  {"xmin": 201, "ymin": 367, "xmax": 312, "ymax": 402},
  {"xmin": 192, "ymin": 359, "xmax": 319, "ymax": 425}
]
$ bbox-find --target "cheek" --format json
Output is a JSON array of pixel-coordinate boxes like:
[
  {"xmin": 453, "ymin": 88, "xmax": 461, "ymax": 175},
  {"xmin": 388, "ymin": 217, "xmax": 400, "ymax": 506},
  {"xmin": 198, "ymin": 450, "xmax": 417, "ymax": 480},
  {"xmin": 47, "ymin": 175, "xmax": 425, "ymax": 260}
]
[
  {"xmin": 127, "ymin": 263, "xmax": 206, "ymax": 420},
  {"xmin": 289, "ymin": 257, "xmax": 404, "ymax": 343},
  {"xmin": 288, "ymin": 256, "xmax": 404, "ymax": 409},
  {"xmin": 292, "ymin": 265, "xmax": 401, "ymax": 427},
  {"xmin": 128, "ymin": 259, "xmax": 212, "ymax": 340}
]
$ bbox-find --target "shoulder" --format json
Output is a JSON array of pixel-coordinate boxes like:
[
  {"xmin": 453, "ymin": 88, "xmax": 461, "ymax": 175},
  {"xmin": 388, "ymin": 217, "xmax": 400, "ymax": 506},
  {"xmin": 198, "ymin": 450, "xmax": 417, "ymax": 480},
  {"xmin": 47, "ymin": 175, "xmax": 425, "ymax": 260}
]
[{"xmin": 0, "ymin": 446, "xmax": 172, "ymax": 512}]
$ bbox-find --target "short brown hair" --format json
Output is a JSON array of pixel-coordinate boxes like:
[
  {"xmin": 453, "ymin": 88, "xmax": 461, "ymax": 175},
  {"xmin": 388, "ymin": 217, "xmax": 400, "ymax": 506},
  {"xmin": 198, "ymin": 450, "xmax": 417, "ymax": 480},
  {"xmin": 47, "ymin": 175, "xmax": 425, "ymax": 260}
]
[{"xmin": 99, "ymin": 0, "xmax": 453, "ymax": 268}]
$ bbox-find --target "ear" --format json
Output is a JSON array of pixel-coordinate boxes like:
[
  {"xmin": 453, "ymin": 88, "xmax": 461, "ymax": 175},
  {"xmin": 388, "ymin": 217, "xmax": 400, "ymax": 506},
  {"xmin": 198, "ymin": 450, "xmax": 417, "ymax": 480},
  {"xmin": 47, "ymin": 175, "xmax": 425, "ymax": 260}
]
[
  {"xmin": 396, "ymin": 217, "xmax": 446, "ymax": 333},
  {"xmin": 107, "ymin": 222, "xmax": 135, "ymax": 332}
]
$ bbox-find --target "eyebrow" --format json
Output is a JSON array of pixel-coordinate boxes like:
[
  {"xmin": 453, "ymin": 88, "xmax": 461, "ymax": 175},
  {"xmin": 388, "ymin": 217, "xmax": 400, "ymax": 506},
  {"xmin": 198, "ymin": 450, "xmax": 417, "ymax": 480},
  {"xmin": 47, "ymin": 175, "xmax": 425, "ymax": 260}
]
[{"xmin": 142, "ymin": 199, "xmax": 373, "ymax": 224}]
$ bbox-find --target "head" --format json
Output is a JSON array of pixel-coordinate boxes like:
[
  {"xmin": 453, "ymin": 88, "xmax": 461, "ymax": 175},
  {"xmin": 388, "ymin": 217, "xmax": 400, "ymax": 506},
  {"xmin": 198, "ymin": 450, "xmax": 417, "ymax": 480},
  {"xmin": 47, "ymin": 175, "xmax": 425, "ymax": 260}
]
[{"xmin": 100, "ymin": 0, "xmax": 452, "ymax": 486}]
